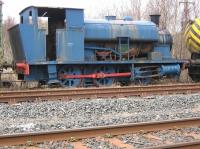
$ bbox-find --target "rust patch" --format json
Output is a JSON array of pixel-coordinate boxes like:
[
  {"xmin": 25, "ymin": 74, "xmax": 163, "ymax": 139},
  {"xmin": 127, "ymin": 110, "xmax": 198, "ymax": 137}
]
[
  {"xmin": 144, "ymin": 133, "xmax": 173, "ymax": 145},
  {"xmin": 72, "ymin": 141, "xmax": 90, "ymax": 149},
  {"xmin": 185, "ymin": 132, "xmax": 200, "ymax": 140},
  {"xmin": 192, "ymin": 105, "xmax": 200, "ymax": 113},
  {"xmin": 96, "ymin": 137, "xmax": 134, "ymax": 148},
  {"xmin": 144, "ymin": 134, "xmax": 163, "ymax": 142},
  {"xmin": 105, "ymin": 138, "xmax": 134, "ymax": 149},
  {"xmin": 26, "ymin": 147, "xmax": 40, "ymax": 149}
]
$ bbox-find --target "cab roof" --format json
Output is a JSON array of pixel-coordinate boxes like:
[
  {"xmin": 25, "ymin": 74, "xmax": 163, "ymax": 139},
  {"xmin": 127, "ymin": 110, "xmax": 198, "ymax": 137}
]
[{"xmin": 19, "ymin": 6, "xmax": 83, "ymax": 15}]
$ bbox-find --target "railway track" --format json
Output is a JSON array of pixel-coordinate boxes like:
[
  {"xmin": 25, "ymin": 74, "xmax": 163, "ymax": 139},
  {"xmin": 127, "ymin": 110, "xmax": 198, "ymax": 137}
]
[
  {"xmin": 0, "ymin": 83, "xmax": 200, "ymax": 104},
  {"xmin": 1, "ymin": 117, "xmax": 200, "ymax": 148}
]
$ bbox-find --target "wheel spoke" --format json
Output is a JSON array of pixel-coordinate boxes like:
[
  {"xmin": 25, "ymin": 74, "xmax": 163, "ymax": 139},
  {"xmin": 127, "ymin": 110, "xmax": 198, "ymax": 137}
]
[
  {"xmin": 58, "ymin": 66, "xmax": 82, "ymax": 87},
  {"xmin": 93, "ymin": 66, "xmax": 115, "ymax": 86},
  {"xmin": 135, "ymin": 68, "xmax": 152, "ymax": 85}
]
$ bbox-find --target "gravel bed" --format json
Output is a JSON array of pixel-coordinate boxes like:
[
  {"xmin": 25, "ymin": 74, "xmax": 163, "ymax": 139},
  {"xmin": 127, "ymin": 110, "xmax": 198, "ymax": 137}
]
[
  {"xmin": 2, "ymin": 126, "xmax": 200, "ymax": 149},
  {"xmin": 0, "ymin": 141, "xmax": 74, "ymax": 149},
  {"xmin": 119, "ymin": 126, "xmax": 200, "ymax": 149},
  {"xmin": 151, "ymin": 130, "xmax": 195, "ymax": 143},
  {"xmin": 181, "ymin": 126, "xmax": 200, "ymax": 134},
  {"xmin": 0, "ymin": 93, "xmax": 200, "ymax": 134},
  {"xmin": 84, "ymin": 138, "xmax": 120, "ymax": 149},
  {"xmin": 119, "ymin": 133, "xmax": 160, "ymax": 148},
  {"xmin": 1, "ymin": 139, "xmax": 121, "ymax": 149}
]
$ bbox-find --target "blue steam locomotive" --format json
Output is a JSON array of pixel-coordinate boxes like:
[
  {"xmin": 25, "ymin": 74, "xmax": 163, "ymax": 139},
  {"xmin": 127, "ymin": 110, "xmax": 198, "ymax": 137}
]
[{"xmin": 9, "ymin": 6, "xmax": 184, "ymax": 87}]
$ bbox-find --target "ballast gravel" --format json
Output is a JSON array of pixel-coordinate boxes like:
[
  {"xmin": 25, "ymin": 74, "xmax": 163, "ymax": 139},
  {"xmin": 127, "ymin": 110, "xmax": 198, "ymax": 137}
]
[
  {"xmin": 119, "ymin": 134, "xmax": 160, "ymax": 148},
  {"xmin": 0, "ymin": 141, "xmax": 74, "ymax": 149},
  {"xmin": 2, "ymin": 126, "xmax": 200, "ymax": 149},
  {"xmin": 84, "ymin": 138, "xmax": 120, "ymax": 149},
  {"xmin": 0, "ymin": 93, "xmax": 200, "ymax": 134}
]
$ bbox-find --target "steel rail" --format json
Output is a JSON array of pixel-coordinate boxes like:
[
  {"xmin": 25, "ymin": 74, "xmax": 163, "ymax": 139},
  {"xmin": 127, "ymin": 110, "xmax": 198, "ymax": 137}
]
[
  {"xmin": 0, "ymin": 84, "xmax": 200, "ymax": 104},
  {"xmin": 0, "ymin": 118, "xmax": 200, "ymax": 146},
  {"xmin": 145, "ymin": 141, "xmax": 200, "ymax": 149},
  {"xmin": 1, "ymin": 86, "xmax": 200, "ymax": 97},
  {"xmin": 1, "ymin": 83, "xmax": 200, "ymax": 95}
]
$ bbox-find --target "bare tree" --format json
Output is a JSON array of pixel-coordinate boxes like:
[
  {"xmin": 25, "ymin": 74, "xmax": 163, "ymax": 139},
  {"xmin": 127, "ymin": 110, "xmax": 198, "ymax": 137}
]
[
  {"xmin": 144, "ymin": 0, "xmax": 188, "ymax": 58},
  {"xmin": 97, "ymin": 0, "xmax": 143, "ymax": 20},
  {"xmin": 193, "ymin": 0, "xmax": 200, "ymax": 18},
  {"xmin": 2, "ymin": 16, "xmax": 16, "ymax": 63},
  {"xmin": 145, "ymin": 0, "xmax": 180, "ymax": 32},
  {"xmin": 129, "ymin": 0, "xmax": 142, "ymax": 20},
  {"xmin": 98, "ymin": 4, "xmax": 120, "ymax": 18},
  {"xmin": 97, "ymin": 2, "xmax": 130, "ymax": 19}
]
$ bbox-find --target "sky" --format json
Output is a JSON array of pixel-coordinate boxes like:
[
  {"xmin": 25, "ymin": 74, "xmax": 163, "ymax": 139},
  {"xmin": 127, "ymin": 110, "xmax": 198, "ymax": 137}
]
[{"xmin": 2, "ymin": 0, "xmax": 138, "ymax": 22}]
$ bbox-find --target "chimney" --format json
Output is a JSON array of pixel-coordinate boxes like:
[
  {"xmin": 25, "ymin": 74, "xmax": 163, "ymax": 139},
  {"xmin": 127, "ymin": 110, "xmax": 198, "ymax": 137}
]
[
  {"xmin": 150, "ymin": 14, "xmax": 160, "ymax": 27},
  {"xmin": 105, "ymin": 16, "xmax": 116, "ymax": 21}
]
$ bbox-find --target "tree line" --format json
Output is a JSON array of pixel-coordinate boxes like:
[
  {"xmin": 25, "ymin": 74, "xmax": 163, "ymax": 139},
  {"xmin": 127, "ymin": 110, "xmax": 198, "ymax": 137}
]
[{"xmin": 2, "ymin": 0, "xmax": 200, "ymax": 63}]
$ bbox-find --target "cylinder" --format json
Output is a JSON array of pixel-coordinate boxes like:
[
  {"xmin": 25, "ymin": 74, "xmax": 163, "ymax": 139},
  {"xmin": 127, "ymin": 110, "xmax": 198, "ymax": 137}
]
[{"xmin": 161, "ymin": 64, "xmax": 180, "ymax": 76}]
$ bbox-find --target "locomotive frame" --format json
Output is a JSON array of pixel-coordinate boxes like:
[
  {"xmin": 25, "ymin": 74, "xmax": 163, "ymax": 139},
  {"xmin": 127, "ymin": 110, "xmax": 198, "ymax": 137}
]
[{"xmin": 8, "ymin": 6, "xmax": 185, "ymax": 87}]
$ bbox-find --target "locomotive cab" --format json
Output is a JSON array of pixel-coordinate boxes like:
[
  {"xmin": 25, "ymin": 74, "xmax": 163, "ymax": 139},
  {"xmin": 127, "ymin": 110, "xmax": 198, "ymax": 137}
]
[
  {"xmin": 9, "ymin": 6, "xmax": 84, "ymax": 63},
  {"xmin": 37, "ymin": 7, "xmax": 66, "ymax": 61}
]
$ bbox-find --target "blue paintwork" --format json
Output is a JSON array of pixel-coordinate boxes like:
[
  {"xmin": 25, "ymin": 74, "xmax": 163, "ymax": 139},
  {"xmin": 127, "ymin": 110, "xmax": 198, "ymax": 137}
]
[
  {"xmin": 94, "ymin": 65, "xmax": 115, "ymax": 86},
  {"xmin": 160, "ymin": 64, "xmax": 181, "ymax": 76},
  {"xmin": 56, "ymin": 9, "xmax": 84, "ymax": 62},
  {"xmin": 19, "ymin": 25, "xmax": 46, "ymax": 63},
  {"xmin": 123, "ymin": 16, "xmax": 133, "ymax": 21},
  {"xmin": 20, "ymin": 7, "xmax": 38, "ymax": 25},
  {"xmin": 8, "ymin": 25, "xmax": 26, "ymax": 61},
  {"xmin": 56, "ymin": 29, "xmax": 84, "ymax": 62},
  {"xmin": 66, "ymin": 8, "xmax": 84, "ymax": 28},
  {"xmin": 48, "ymin": 64, "xmax": 59, "ymax": 84},
  {"xmin": 58, "ymin": 65, "xmax": 82, "ymax": 87},
  {"xmin": 24, "ymin": 65, "xmax": 47, "ymax": 81},
  {"xmin": 8, "ymin": 6, "xmax": 186, "ymax": 86},
  {"xmin": 154, "ymin": 45, "xmax": 172, "ymax": 59},
  {"xmin": 84, "ymin": 20, "xmax": 158, "ymax": 41},
  {"xmin": 134, "ymin": 67, "xmax": 152, "ymax": 84},
  {"xmin": 8, "ymin": 24, "xmax": 46, "ymax": 63},
  {"xmin": 28, "ymin": 59, "xmax": 183, "ymax": 65}
]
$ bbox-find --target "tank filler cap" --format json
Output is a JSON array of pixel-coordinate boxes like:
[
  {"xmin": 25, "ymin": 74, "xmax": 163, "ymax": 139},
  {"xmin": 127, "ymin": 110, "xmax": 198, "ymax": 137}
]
[
  {"xmin": 105, "ymin": 16, "xmax": 116, "ymax": 20},
  {"xmin": 123, "ymin": 16, "xmax": 133, "ymax": 21}
]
